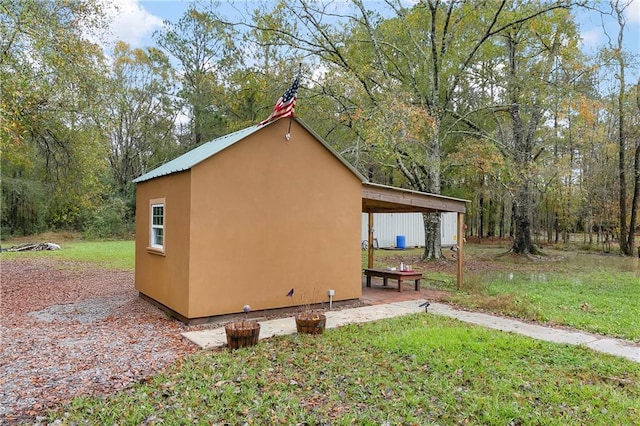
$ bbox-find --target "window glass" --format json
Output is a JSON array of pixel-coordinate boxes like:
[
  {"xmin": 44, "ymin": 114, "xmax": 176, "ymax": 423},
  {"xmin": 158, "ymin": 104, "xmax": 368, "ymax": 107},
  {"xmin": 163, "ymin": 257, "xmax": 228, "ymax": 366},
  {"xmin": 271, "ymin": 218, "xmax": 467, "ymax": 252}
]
[{"xmin": 150, "ymin": 203, "xmax": 164, "ymax": 249}]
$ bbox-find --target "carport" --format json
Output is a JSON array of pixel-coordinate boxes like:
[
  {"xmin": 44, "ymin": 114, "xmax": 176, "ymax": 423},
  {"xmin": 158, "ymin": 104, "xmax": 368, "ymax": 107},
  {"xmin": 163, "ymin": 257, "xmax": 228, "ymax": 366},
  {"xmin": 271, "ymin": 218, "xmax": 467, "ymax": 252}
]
[{"xmin": 361, "ymin": 182, "xmax": 468, "ymax": 289}]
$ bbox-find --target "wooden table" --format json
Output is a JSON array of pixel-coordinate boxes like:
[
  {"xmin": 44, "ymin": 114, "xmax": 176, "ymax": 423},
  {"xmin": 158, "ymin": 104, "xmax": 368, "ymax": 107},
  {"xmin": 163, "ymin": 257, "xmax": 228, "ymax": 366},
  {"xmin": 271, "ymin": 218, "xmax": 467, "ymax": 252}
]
[{"xmin": 363, "ymin": 268, "xmax": 423, "ymax": 292}]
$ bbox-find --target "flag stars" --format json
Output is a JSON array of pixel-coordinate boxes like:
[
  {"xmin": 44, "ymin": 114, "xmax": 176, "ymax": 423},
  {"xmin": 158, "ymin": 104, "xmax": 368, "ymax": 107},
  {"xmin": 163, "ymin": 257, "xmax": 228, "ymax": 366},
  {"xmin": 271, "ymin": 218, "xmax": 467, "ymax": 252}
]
[{"xmin": 258, "ymin": 69, "xmax": 301, "ymax": 126}]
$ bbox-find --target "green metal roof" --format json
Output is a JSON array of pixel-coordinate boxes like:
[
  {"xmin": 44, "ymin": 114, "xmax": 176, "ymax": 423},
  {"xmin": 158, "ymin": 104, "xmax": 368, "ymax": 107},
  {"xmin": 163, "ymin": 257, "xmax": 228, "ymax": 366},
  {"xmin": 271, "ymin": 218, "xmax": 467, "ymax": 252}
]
[
  {"xmin": 133, "ymin": 124, "xmax": 263, "ymax": 183},
  {"xmin": 133, "ymin": 118, "xmax": 367, "ymax": 184}
]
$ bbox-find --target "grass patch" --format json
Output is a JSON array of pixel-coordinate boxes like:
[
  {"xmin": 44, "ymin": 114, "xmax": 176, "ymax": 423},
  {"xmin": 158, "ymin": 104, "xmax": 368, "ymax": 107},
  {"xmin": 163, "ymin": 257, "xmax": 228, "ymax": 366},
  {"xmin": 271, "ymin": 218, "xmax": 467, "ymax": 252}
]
[
  {"xmin": 447, "ymin": 267, "xmax": 640, "ymax": 342},
  {"xmin": 4, "ymin": 241, "xmax": 637, "ymax": 340},
  {"xmin": 1, "ymin": 240, "xmax": 135, "ymax": 270},
  {"xmin": 49, "ymin": 314, "xmax": 640, "ymax": 425},
  {"xmin": 364, "ymin": 245, "xmax": 640, "ymax": 342}
]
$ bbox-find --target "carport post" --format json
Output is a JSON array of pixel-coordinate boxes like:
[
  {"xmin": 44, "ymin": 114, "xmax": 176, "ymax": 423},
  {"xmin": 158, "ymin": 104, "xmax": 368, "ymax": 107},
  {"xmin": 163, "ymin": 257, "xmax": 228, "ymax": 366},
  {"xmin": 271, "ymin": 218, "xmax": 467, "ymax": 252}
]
[
  {"xmin": 457, "ymin": 212, "xmax": 464, "ymax": 289},
  {"xmin": 367, "ymin": 212, "xmax": 374, "ymax": 268}
]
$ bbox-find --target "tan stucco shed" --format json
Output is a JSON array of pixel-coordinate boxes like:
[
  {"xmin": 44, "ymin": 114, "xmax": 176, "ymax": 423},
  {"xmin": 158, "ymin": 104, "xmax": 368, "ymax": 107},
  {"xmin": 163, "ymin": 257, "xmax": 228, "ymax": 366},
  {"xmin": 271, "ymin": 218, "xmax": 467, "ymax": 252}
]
[{"xmin": 134, "ymin": 118, "xmax": 467, "ymax": 322}]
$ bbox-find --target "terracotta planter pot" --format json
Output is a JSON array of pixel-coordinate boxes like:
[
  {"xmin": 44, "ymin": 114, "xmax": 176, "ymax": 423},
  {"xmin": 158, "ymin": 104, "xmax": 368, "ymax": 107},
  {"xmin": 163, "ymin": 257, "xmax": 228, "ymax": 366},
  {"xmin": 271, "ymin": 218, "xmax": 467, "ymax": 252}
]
[
  {"xmin": 295, "ymin": 313, "xmax": 326, "ymax": 335},
  {"xmin": 225, "ymin": 320, "xmax": 260, "ymax": 349}
]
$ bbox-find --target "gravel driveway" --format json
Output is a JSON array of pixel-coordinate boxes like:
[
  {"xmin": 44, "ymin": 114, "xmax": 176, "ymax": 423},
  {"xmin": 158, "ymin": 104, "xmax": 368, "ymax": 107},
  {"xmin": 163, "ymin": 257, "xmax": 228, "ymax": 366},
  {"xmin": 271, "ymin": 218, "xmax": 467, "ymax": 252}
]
[{"xmin": 0, "ymin": 258, "xmax": 198, "ymax": 424}]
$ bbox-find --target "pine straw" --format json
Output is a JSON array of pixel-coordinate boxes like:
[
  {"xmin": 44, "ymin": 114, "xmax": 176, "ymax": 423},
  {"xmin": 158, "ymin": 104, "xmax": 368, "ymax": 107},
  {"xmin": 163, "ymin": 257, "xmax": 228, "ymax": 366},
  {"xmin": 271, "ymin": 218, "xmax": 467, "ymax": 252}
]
[{"xmin": 0, "ymin": 258, "xmax": 198, "ymax": 424}]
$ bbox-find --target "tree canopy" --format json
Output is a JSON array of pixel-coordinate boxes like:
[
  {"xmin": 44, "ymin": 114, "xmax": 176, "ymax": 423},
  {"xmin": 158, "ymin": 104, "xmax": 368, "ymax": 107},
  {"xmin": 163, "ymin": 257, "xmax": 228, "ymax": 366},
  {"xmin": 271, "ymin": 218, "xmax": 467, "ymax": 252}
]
[{"xmin": 1, "ymin": 0, "xmax": 638, "ymax": 257}]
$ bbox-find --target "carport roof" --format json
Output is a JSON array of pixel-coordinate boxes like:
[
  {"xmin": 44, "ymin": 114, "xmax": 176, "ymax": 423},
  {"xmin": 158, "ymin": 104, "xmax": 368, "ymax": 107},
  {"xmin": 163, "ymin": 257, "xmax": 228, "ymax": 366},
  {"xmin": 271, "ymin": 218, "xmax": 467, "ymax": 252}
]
[{"xmin": 362, "ymin": 182, "xmax": 467, "ymax": 214}]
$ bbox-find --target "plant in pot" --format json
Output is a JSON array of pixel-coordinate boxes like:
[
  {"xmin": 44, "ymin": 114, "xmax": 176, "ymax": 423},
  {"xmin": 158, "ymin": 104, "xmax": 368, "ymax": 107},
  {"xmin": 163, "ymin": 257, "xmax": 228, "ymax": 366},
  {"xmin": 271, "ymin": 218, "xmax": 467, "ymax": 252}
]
[
  {"xmin": 286, "ymin": 288, "xmax": 326, "ymax": 335},
  {"xmin": 224, "ymin": 305, "xmax": 261, "ymax": 349}
]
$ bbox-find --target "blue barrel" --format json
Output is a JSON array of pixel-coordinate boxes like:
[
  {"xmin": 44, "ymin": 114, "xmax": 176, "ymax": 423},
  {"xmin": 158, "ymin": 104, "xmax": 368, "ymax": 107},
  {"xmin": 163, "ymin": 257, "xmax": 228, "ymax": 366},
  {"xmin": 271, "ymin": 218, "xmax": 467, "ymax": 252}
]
[{"xmin": 396, "ymin": 235, "xmax": 406, "ymax": 249}]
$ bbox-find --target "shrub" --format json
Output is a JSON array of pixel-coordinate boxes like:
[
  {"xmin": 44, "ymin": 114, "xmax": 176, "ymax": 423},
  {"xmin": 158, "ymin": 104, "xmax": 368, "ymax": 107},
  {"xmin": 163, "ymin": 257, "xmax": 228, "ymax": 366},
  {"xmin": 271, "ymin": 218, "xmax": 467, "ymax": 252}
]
[{"xmin": 82, "ymin": 197, "xmax": 134, "ymax": 239}]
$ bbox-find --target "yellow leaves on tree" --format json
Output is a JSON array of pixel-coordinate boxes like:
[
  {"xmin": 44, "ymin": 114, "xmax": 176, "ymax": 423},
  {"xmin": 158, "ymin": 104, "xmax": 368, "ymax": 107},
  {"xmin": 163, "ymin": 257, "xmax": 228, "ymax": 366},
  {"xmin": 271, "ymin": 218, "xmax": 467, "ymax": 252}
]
[
  {"xmin": 449, "ymin": 138, "xmax": 504, "ymax": 176},
  {"xmin": 363, "ymin": 97, "xmax": 436, "ymax": 151}
]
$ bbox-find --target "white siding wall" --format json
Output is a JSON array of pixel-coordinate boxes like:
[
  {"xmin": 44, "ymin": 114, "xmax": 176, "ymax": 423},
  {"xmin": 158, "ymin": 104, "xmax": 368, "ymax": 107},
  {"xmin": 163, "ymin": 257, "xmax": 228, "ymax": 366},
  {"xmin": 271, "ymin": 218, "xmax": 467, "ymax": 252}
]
[
  {"xmin": 361, "ymin": 212, "xmax": 458, "ymax": 248},
  {"xmin": 440, "ymin": 212, "xmax": 458, "ymax": 246}
]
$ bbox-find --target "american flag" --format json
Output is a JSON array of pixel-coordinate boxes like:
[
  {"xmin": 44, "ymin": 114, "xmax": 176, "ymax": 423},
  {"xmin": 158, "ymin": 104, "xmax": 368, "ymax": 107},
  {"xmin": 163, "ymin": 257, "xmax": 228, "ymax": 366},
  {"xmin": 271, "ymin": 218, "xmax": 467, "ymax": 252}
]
[{"xmin": 258, "ymin": 72, "xmax": 300, "ymax": 126}]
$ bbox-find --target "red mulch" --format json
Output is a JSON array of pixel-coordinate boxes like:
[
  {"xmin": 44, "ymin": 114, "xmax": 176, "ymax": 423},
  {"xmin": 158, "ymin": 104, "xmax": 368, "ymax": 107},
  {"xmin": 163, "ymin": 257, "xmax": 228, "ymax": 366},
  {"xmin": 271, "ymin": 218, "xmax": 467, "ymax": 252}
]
[{"xmin": 0, "ymin": 258, "xmax": 198, "ymax": 424}]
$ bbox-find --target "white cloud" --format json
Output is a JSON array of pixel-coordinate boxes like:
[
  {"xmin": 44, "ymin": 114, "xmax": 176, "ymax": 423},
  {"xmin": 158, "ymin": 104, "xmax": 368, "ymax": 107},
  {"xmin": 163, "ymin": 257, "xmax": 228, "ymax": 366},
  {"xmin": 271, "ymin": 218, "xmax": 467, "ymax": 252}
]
[
  {"xmin": 579, "ymin": 28, "xmax": 602, "ymax": 52},
  {"xmin": 310, "ymin": 63, "xmax": 329, "ymax": 86},
  {"xmin": 627, "ymin": 0, "xmax": 640, "ymax": 23},
  {"xmin": 101, "ymin": 0, "xmax": 164, "ymax": 47}
]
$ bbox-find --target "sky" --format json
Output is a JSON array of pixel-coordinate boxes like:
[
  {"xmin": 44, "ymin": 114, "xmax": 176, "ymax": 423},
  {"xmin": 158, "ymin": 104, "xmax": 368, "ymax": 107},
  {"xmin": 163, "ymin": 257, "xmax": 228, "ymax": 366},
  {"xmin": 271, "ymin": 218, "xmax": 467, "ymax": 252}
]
[{"xmin": 101, "ymin": 0, "xmax": 640, "ymax": 73}]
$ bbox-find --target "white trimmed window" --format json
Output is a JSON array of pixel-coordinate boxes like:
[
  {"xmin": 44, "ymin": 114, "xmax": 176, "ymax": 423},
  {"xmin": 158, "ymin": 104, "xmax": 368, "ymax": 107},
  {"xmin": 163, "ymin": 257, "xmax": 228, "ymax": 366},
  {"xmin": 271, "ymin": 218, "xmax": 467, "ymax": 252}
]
[{"xmin": 150, "ymin": 202, "xmax": 164, "ymax": 250}]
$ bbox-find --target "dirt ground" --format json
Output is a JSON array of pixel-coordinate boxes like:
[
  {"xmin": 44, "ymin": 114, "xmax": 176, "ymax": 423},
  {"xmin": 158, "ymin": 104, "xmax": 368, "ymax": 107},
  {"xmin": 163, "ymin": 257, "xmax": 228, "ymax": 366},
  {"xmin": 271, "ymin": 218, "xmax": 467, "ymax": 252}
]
[{"xmin": 0, "ymin": 258, "xmax": 199, "ymax": 424}]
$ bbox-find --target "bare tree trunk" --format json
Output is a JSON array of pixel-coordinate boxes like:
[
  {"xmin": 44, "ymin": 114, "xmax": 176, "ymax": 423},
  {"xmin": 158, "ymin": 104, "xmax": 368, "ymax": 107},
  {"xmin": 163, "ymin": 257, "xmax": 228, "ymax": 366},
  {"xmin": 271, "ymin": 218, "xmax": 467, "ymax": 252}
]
[
  {"xmin": 499, "ymin": 201, "xmax": 505, "ymax": 239},
  {"xmin": 422, "ymin": 212, "xmax": 442, "ymax": 259},
  {"xmin": 617, "ymin": 67, "xmax": 629, "ymax": 254},
  {"xmin": 394, "ymin": 124, "xmax": 443, "ymax": 260},
  {"xmin": 513, "ymin": 182, "xmax": 535, "ymax": 254},
  {"xmin": 627, "ymin": 78, "xmax": 640, "ymax": 256},
  {"xmin": 506, "ymin": 30, "xmax": 541, "ymax": 255},
  {"xmin": 628, "ymin": 138, "xmax": 640, "ymax": 254},
  {"xmin": 479, "ymin": 194, "xmax": 485, "ymax": 238},
  {"xmin": 421, "ymin": 131, "xmax": 442, "ymax": 260},
  {"xmin": 488, "ymin": 198, "xmax": 496, "ymax": 238},
  {"xmin": 612, "ymin": 1, "xmax": 631, "ymax": 254}
]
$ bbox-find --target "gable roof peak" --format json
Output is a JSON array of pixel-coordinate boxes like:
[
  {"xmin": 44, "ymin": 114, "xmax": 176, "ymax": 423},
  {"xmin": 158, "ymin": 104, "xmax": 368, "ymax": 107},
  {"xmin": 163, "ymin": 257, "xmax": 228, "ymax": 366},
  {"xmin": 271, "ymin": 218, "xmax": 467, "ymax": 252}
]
[
  {"xmin": 133, "ymin": 118, "xmax": 366, "ymax": 184},
  {"xmin": 133, "ymin": 124, "xmax": 263, "ymax": 183}
]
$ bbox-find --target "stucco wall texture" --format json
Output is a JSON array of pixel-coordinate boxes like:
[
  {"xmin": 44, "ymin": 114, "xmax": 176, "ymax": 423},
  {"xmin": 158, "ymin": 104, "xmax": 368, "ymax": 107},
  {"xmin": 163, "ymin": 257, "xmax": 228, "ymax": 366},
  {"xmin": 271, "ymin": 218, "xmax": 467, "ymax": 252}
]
[{"xmin": 135, "ymin": 120, "xmax": 363, "ymax": 320}]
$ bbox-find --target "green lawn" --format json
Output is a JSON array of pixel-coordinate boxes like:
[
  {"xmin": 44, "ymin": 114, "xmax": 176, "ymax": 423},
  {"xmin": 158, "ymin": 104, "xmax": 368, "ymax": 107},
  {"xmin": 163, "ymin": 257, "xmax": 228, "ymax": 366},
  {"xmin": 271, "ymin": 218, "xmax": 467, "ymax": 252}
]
[
  {"xmin": 1, "ymin": 240, "xmax": 135, "ymax": 270},
  {"xmin": 450, "ymin": 268, "xmax": 640, "ymax": 341},
  {"xmin": 49, "ymin": 314, "xmax": 640, "ymax": 424},
  {"xmin": 362, "ymin": 246, "xmax": 640, "ymax": 342},
  {"xmin": 3, "ymin": 239, "xmax": 637, "ymax": 423}
]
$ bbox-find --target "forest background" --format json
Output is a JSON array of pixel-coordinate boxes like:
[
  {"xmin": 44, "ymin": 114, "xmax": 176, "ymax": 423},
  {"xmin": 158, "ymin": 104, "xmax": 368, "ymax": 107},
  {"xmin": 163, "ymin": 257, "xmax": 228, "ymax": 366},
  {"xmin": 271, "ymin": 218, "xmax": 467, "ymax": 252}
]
[{"xmin": 2, "ymin": 0, "xmax": 639, "ymax": 256}]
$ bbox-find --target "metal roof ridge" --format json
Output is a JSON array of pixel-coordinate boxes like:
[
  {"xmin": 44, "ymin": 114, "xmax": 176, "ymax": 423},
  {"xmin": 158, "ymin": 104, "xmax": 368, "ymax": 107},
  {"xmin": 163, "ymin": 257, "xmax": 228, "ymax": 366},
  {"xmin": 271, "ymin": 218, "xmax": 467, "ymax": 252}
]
[
  {"xmin": 133, "ymin": 123, "xmax": 264, "ymax": 183},
  {"xmin": 133, "ymin": 118, "xmax": 369, "ymax": 184}
]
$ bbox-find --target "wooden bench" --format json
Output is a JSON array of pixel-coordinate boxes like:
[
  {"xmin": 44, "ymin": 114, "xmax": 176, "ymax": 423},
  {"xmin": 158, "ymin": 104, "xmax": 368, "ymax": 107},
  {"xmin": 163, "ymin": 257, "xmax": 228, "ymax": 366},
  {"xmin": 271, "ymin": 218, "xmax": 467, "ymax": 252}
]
[{"xmin": 363, "ymin": 268, "xmax": 423, "ymax": 292}]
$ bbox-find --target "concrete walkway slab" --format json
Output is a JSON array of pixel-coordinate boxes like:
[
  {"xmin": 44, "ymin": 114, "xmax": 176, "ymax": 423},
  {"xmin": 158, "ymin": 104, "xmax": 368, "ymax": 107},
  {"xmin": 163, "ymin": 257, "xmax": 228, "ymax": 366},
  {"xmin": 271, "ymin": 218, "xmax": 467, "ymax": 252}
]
[
  {"xmin": 428, "ymin": 302, "xmax": 640, "ymax": 363},
  {"xmin": 182, "ymin": 299, "xmax": 640, "ymax": 363},
  {"xmin": 181, "ymin": 301, "xmax": 418, "ymax": 350}
]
